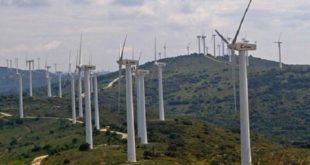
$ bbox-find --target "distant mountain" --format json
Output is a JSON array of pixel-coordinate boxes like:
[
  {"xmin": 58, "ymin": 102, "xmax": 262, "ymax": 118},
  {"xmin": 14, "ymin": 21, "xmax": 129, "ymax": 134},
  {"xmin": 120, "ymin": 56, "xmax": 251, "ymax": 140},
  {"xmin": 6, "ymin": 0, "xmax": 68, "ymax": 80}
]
[{"xmin": 0, "ymin": 67, "xmax": 56, "ymax": 96}]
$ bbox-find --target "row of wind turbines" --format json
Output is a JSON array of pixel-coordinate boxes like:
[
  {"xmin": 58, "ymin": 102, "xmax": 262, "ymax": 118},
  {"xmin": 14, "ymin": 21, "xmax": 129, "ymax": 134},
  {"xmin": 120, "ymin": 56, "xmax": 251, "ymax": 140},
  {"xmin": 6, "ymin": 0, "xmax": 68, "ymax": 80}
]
[
  {"xmin": 7, "ymin": 0, "xmax": 285, "ymax": 164},
  {"xmin": 194, "ymin": 28, "xmax": 284, "ymax": 70},
  {"xmin": 11, "ymin": 33, "xmax": 167, "ymax": 163},
  {"xmin": 116, "ymin": 35, "xmax": 167, "ymax": 162}
]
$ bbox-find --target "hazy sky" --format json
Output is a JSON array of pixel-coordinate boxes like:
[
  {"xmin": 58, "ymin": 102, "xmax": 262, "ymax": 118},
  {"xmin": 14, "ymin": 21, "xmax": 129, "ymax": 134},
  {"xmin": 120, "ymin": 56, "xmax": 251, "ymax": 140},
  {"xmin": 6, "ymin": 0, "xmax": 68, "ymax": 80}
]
[{"xmin": 0, "ymin": 0, "xmax": 309, "ymax": 72}]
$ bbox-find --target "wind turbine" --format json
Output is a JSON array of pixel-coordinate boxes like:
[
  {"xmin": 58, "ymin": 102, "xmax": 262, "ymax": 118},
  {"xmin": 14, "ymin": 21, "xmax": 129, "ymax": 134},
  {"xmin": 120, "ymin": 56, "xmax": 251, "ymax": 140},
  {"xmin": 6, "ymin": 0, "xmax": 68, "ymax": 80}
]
[
  {"xmin": 80, "ymin": 64, "xmax": 96, "ymax": 149},
  {"xmin": 186, "ymin": 42, "xmax": 191, "ymax": 55},
  {"xmin": 77, "ymin": 33, "xmax": 84, "ymax": 118},
  {"xmin": 55, "ymin": 64, "xmax": 62, "ymax": 98},
  {"xmin": 26, "ymin": 59, "xmax": 34, "ymax": 97},
  {"xmin": 16, "ymin": 59, "xmax": 24, "ymax": 118},
  {"xmin": 45, "ymin": 63, "xmax": 52, "ymax": 97},
  {"xmin": 93, "ymin": 72, "xmax": 100, "ymax": 130},
  {"xmin": 197, "ymin": 35, "xmax": 201, "ymax": 54},
  {"xmin": 117, "ymin": 56, "xmax": 138, "ymax": 162},
  {"xmin": 212, "ymin": 34, "xmax": 216, "ymax": 56},
  {"xmin": 154, "ymin": 39, "xmax": 166, "ymax": 121},
  {"xmin": 214, "ymin": 0, "xmax": 255, "ymax": 164},
  {"xmin": 136, "ymin": 68, "xmax": 149, "ymax": 144},
  {"xmin": 274, "ymin": 33, "xmax": 283, "ymax": 69},
  {"xmin": 217, "ymin": 44, "xmax": 221, "ymax": 56},
  {"xmin": 117, "ymin": 35, "xmax": 127, "ymax": 114},
  {"xmin": 163, "ymin": 43, "xmax": 167, "ymax": 58},
  {"xmin": 201, "ymin": 35, "xmax": 206, "ymax": 56},
  {"xmin": 221, "ymin": 38, "xmax": 226, "ymax": 56},
  {"xmin": 70, "ymin": 55, "xmax": 76, "ymax": 124}
]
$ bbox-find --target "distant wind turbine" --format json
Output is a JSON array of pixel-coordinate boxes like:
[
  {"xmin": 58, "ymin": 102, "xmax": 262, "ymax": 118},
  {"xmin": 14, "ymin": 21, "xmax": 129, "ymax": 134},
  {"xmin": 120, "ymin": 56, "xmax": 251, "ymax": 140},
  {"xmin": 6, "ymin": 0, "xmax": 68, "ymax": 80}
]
[{"xmin": 274, "ymin": 33, "xmax": 283, "ymax": 69}]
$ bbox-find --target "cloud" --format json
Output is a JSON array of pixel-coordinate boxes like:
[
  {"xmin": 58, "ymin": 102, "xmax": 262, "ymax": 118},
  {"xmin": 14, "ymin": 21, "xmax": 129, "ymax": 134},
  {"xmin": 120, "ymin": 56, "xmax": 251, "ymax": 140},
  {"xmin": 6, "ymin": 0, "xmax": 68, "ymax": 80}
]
[
  {"xmin": 0, "ymin": 41, "xmax": 61, "ymax": 53},
  {"xmin": 0, "ymin": 0, "xmax": 49, "ymax": 8},
  {"xmin": 112, "ymin": 0, "xmax": 145, "ymax": 6},
  {"xmin": 0, "ymin": 0, "xmax": 310, "ymax": 71}
]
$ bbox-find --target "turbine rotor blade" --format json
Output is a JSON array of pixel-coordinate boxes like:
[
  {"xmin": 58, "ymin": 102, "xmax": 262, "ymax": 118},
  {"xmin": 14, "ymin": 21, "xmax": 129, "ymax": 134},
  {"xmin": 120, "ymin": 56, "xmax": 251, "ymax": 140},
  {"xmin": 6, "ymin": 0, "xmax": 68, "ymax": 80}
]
[
  {"xmin": 120, "ymin": 34, "xmax": 127, "ymax": 61},
  {"xmin": 232, "ymin": 0, "xmax": 253, "ymax": 45},
  {"xmin": 79, "ymin": 32, "xmax": 83, "ymax": 65},
  {"xmin": 215, "ymin": 30, "xmax": 229, "ymax": 44}
]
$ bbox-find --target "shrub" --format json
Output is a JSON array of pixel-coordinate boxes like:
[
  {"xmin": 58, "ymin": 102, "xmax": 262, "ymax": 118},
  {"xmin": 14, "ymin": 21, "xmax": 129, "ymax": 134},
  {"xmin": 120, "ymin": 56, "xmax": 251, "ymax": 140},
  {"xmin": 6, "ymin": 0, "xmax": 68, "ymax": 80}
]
[
  {"xmin": 71, "ymin": 138, "xmax": 78, "ymax": 144},
  {"xmin": 31, "ymin": 145, "xmax": 41, "ymax": 152},
  {"xmin": 63, "ymin": 159, "xmax": 70, "ymax": 164},
  {"xmin": 79, "ymin": 143, "xmax": 90, "ymax": 151},
  {"xmin": 15, "ymin": 118, "xmax": 23, "ymax": 125}
]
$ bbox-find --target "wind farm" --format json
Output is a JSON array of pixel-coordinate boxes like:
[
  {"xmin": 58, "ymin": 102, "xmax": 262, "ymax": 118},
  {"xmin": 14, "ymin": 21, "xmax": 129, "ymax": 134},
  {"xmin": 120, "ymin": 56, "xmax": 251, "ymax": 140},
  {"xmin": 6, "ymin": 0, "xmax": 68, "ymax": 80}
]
[{"xmin": 0, "ymin": 0, "xmax": 310, "ymax": 165}]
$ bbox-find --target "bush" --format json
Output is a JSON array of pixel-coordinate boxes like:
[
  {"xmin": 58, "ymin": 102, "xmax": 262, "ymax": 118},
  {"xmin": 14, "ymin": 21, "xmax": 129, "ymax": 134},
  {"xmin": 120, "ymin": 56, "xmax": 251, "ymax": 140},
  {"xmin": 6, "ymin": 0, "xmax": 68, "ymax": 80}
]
[
  {"xmin": 31, "ymin": 145, "xmax": 41, "ymax": 152},
  {"xmin": 79, "ymin": 143, "xmax": 90, "ymax": 151},
  {"xmin": 63, "ymin": 159, "xmax": 70, "ymax": 164},
  {"xmin": 15, "ymin": 118, "xmax": 23, "ymax": 125},
  {"xmin": 71, "ymin": 138, "xmax": 78, "ymax": 144}
]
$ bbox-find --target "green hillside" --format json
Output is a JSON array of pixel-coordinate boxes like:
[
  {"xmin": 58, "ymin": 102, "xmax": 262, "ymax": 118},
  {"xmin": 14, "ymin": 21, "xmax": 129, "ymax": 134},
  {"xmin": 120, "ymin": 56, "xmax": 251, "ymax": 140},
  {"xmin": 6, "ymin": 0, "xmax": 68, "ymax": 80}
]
[
  {"xmin": 0, "ymin": 54, "xmax": 310, "ymax": 164},
  {"xmin": 1, "ymin": 115, "xmax": 309, "ymax": 165},
  {"xmin": 101, "ymin": 54, "xmax": 310, "ymax": 143}
]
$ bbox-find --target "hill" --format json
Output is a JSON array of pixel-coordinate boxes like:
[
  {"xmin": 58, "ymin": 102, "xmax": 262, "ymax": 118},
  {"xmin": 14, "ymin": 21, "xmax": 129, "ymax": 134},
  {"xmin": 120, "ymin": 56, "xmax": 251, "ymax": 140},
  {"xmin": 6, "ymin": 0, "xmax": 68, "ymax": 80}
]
[
  {"xmin": 0, "ymin": 67, "xmax": 58, "ymax": 96},
  {"xmin": 0, "ymin": 54, "xmax": 310, "ymax": 164},
  {"xmin": 1, "ymin": 115, "xmax": 309, "ymax": 165},
  {"xmin": 100, "ymin": 54, "xmax": 310, "ymax": 143}
]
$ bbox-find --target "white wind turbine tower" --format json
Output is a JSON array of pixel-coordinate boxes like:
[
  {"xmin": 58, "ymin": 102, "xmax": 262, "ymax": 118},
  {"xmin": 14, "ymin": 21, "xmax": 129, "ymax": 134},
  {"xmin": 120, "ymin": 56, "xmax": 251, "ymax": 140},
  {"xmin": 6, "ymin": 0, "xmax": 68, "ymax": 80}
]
[
  {"xmin": 45, "ymin": 62, "xmax": 52, "ymax": 97},
  {"xmin": 77, "ymin": 33, "xmax": 84, "ymax": 118},
  {"xmin": 186, "ymin": 42, "xmax": 191, "ymax": 55},
  {"xmin": 55, "ymin": 64, "xmax": 62, "ymax": 98},
  {"xmin": 26, "ymin": 59, "xmax": 34, "ymax": 97},
  {"xmin": 197, "ymin": 35, "xmax": 201, "ymax": 54},
  {"xmin": 16, "ymin": 59, "xmax": 24, "ymax": 118},
  {"xmin": 154, "ymin": 38, "xmax": 166, "ymax": 121},
  {"xmin": 217, "ymin": 44, "xmax": 221, "ymax": 56},
  {"xmin": 69, "ymin": 55, "xmax": 76, "ymax": 124},
  {"xmin": 93, "ymin": 72, "xmax": 100, "ymax": 130},
  {"xmin": 136, "ymin": 68, "xmax": 149, "ymax": 144},
  {"xmin": 274, "ymin": 33, "xmax": 283, "ymax": 69},
  {"xmin": 163, "ymin": 43, "xmax": 167, "ymax": 58},
  {"xmin": 221, "ymin": 37, "xmax": 226, "ymax": 56},
  {"xmin": 117, "ymin": 45, "xmax": 138, "ymax": 162},
  {"xmin": 80, "ymin": 64, "xmax": 95, "ymax": 149},
  {"xmin": 201, "ymin": 35, "xmax": 206, "ymax": 56},
  {"xmin": 212, "ymin": 34, "xmax": 216, "ymax": 56},
  {"xmin": 215, "ymin": 0, "xmax": 255, "ymax": 164}
]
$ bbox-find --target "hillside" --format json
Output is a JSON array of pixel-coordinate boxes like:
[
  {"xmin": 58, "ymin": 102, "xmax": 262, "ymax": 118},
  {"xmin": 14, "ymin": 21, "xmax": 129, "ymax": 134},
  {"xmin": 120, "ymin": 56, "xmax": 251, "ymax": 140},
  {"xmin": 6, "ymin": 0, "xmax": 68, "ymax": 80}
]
[
  {"xmin": 0, "ymin": 54, "xmax": 310, "ymax": 164},
  {"xmin": 0, "ymin": 67, "xmax": 59, "ymax": 96},
  {"xmin": 100, "ymin": 54, "xmax": 310, "ymax": 143},
  {"xmin": 1, "ymin": 115, "xmax": 309, "ymax": 165}
]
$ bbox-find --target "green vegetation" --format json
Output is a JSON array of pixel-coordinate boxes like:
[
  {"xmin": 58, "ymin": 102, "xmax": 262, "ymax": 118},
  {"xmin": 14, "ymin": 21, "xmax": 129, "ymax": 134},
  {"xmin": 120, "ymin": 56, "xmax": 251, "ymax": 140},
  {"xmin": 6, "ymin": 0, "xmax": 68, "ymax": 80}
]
[
  {"xmin": 0, "ymin": 54, "xmax": 310, "ymax": 164},
  {"xmin": 42, "ymin": 118, "xmax": 310, "ymax": 164}
]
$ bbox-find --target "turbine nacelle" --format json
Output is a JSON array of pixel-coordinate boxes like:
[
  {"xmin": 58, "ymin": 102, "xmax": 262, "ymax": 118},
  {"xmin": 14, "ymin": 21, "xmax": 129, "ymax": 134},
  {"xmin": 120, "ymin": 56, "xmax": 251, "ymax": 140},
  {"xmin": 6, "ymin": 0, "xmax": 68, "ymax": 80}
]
[
  {"xmin": 117, "ymin": 59, "xmax": 138, "ymax": 66},
  {"xmin": 136, "ymin": 69, "xmax": 150, "ymax": 76},
  {"xmin": 80, "ymin": 65, "xmax": 96, "ymax": 71},
  {"xmin": 155, "ymin": 62, "xmax": 166, "ymax": 67},
  {"xmin": 228, "ymin": 43, "xmax": 256, "ymax": 51}
]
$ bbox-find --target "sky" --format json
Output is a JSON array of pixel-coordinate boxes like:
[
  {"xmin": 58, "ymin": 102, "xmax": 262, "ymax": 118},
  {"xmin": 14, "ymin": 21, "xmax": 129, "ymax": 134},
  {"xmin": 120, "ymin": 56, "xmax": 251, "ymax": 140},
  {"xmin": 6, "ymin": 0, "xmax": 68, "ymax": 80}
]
[{"xmin": 0, "ymin": 0, "xmax": 309, "ymax": 72}]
